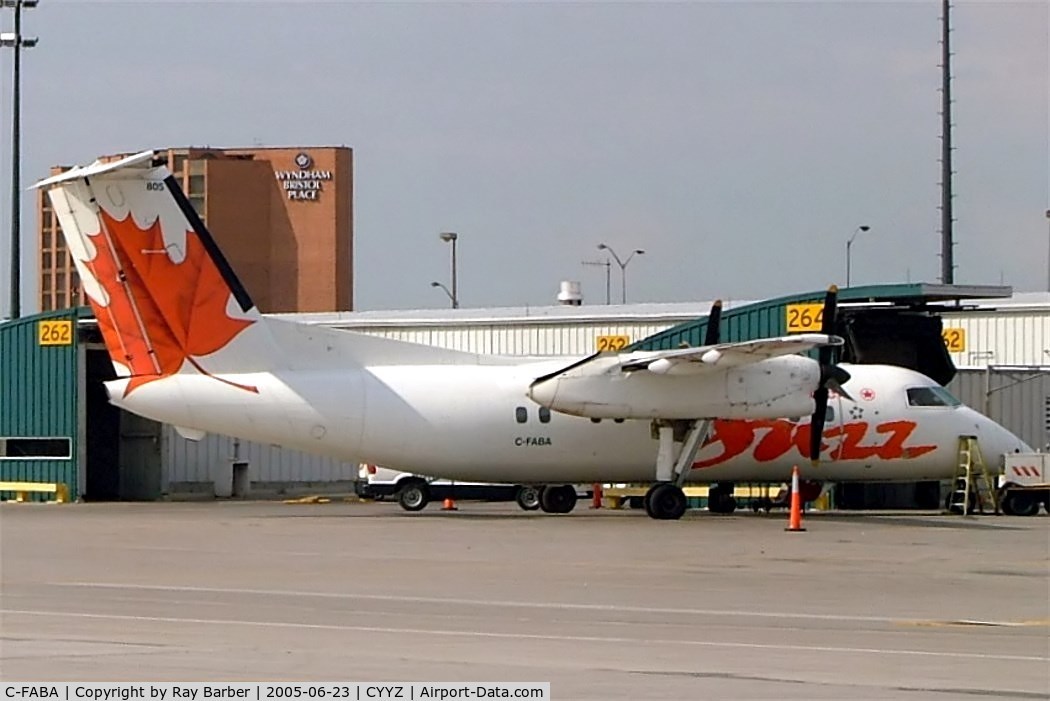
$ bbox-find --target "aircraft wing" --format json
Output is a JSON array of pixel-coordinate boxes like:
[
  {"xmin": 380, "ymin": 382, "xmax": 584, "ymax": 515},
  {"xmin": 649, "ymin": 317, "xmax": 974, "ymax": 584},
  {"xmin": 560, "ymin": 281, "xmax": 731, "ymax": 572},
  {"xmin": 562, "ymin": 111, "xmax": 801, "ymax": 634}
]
[
  {"xmin": 619, "ymin": 333, "xmax": 842, "ymax": 375},
  {"xmin": 527, "ymin": 333, "xmax": 841, "ymax": 420}
]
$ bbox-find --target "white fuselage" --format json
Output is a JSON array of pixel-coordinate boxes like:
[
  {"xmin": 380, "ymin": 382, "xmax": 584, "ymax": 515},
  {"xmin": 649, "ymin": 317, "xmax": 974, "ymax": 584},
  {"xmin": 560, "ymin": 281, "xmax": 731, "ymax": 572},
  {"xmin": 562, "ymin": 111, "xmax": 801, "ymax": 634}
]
[{"xmin": 107, "ymin": 355, "xmax": 1029, "ymax": 486}]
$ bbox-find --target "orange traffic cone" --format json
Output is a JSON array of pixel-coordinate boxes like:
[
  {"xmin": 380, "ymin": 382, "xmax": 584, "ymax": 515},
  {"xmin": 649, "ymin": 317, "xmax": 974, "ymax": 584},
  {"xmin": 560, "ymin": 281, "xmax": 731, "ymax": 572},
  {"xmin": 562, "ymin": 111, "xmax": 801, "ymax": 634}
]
[
  {"xmin": 785, "ymin": 465, "xmax": 806, "ymax": 532},
  {"xmin": 442, "ymin": 497, "xmax": 458, "ymax": 511}
]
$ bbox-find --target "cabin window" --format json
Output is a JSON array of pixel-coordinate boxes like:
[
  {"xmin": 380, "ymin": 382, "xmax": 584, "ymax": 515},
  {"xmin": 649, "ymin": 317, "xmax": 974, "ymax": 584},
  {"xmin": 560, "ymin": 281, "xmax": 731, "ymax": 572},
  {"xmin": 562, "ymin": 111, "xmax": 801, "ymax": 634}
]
[
  {"xmin": 515, "ymin": 407, "xmax": 528, "ymax": 423},
  {"xmin": 539, "ymin": 407, "xmax": 551, "ymax": 424},
  {"xmin": 906, "ymin": 386, "xmax": 961, "ymax": 407}
]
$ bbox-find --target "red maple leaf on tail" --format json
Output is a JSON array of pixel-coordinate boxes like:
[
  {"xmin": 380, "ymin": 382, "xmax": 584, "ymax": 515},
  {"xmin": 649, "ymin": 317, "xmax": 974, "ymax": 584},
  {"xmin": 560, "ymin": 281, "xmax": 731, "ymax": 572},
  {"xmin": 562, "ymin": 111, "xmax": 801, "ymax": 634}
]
[{"xmin": 81, "ymin": 210, "xmax": 256, "ymax": 395}]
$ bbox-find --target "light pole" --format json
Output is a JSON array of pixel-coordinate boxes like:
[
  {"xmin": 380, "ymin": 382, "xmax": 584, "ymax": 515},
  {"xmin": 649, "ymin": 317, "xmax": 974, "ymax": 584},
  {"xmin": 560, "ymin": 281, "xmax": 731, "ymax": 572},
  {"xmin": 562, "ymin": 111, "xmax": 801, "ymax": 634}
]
[
  {"xmin": 597, "ymin": 243, "xmax": 644, "ymax": 304},
  {"xmin": 582, "ymin": 258, "xmax": 611, "ymax": 304},
  {"xmin": 430, "ymin": 281, "xmax": 455, "ymax": 308},
  {"xmin": 845, "ymin": 225, "xmax": 871, "ymax": 288},
  {"xmin": 1045, "ymin": 209, "xmax": 1049, "ymax": 292},
  {"xmin": 2, "ymin": 0, "xmax": 38, "ymax": 320},
  {"xmin": 438, "ymin": 231, "xmax": 458, "ymax": 309}
]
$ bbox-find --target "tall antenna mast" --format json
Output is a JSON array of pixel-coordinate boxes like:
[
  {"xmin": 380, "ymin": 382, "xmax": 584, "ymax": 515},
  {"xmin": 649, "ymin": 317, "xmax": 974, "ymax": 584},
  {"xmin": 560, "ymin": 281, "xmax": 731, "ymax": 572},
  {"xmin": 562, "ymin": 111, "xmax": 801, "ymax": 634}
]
[{"xmin": 939, "ymin": 0, "xmax": 955, "ymax": 284}]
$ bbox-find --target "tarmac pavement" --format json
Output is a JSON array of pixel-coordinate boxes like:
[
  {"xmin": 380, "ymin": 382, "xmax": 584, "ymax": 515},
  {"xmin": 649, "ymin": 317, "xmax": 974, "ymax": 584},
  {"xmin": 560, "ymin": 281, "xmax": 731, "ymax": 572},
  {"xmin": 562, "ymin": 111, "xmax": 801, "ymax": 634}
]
[{"xmin": 1, "ymin": 501, "xmax": 1047, "ymax": 699}]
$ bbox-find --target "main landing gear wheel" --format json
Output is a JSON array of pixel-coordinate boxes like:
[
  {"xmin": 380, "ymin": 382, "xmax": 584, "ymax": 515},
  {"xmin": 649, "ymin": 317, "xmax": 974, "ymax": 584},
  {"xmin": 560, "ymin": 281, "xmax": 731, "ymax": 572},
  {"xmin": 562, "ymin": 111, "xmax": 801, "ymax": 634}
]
[
  {"xmin": 644, "ymin": 483, "xmax": 687, "ymax": 520},
  {"xmin": 708, "ymin": 483, "xmax": 738, "ymax": 514},
  {"xmin": 539, "ymin": 485, "xmax": 577, "ymax": 514},
  {"xmin": 397, "ymin": 480, "xmax": 430, "ymax": 512},
  {"xmin": 516, "ymin": 485, "xmax": 542, "ymax": 511}
]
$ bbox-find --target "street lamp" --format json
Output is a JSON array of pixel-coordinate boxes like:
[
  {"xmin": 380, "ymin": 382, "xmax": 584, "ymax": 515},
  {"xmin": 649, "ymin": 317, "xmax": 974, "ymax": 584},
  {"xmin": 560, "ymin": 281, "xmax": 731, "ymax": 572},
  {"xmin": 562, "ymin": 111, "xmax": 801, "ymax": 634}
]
[
  {"xmin": 1044, "ymin": 209, "xmax": 1049, "ymax": 292},
  {"xmin": 2, "ymin": 0, "xmax": 39, "ymax": 320},
  {"xmin": 430, "ymin": 281, "xmax": 455, "ymax": 307},
  {"xmin": 437, "ymin": 231, "xmax": 458, "ymax": 309},
  {"xmin": 597, "ymin": 243, "xmax": 645, "ymax": 304},
  {"xmin": 845, "ymin": 225, "xmax": 871, "ymax": 288},
  {"xmin": 582, "ymin": 258, "xmax": 611, "ymax": 304}
]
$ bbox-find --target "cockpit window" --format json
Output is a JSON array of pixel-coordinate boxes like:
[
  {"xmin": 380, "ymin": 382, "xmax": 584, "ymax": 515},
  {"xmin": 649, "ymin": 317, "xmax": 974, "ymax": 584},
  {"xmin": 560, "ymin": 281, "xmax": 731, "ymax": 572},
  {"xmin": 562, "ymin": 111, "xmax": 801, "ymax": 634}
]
[{"xmin": 906, "ymin": 386, "xmax": 961, "ymax": 407}]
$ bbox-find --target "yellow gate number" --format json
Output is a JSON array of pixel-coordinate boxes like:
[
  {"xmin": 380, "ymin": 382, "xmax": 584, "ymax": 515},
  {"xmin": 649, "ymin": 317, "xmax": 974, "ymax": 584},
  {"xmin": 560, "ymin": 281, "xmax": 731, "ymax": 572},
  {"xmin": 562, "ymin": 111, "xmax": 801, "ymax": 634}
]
[
  {"xmin": 38, "ymin": 320, "xmax": 73, "ymax": 346},
  {"xmin": 596, "ymin": 335, "xmax": 630, "ymax": 352},
  {"xmin": 785, "ymin": 303, "xmax": 824, "ymax": 333},
  {"xmin": 942, "ymin": 327, "xmax": 966, "ymax": 353}
]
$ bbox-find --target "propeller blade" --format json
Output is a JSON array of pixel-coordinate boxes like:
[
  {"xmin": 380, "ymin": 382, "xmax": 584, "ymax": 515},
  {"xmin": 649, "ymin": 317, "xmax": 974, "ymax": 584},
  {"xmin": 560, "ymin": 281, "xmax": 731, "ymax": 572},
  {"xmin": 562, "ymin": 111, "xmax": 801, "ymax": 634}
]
[
  {"xmin": 810, "ymin": 285, "xmax": 840, "ymax": 464},
  {"xmin": 704, "ymin": 300, "xmax": 723, "ymax": 346},
  {"xmin": 816, "ymin": 285, "xmax": 838, "ymax": 369},
  {"xmin": 810, "ymin": 387, "xmax": 829, "ymax": 463},
  {"xmin": 820, "ymin": 285, "xmax": 838, "ymax": 336}
]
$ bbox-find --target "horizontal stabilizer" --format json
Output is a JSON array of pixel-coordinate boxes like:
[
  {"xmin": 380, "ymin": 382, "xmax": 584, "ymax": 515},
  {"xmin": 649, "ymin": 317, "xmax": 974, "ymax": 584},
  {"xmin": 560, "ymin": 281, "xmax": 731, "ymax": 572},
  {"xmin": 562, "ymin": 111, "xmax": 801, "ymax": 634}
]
[{"xmin": 174, "ymin": 426, "xmax": 207, "ymax": 441}]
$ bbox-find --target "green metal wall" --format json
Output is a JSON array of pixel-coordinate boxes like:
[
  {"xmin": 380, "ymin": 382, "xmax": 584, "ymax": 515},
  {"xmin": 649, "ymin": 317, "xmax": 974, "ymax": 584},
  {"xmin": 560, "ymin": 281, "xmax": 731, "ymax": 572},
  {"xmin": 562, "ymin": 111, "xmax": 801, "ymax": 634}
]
[
  {"xmin": 629, "ymin": 284, "xmax": 935, "ymax": 351},
  {"xmin": 631, "ymin": 288, "xmax": 826, "ymax": 350},
  {"xmin": 0, "ymin": 309, "xmax": 81, "ymax": 499}
]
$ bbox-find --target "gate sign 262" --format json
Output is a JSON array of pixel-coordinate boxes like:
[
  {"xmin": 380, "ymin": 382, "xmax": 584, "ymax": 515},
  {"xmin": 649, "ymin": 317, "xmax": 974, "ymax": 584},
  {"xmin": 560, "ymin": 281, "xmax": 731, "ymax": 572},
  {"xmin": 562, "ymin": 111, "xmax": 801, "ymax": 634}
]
[
  {"xmin": 38, "ymin": 320, "xmax": 73, "ymax": 346},
  {"xmin": 941, "ymin": 327, "xmax": 966, "ymax": 353},
  {"xmin": 595, "ymin": 335, "xmax": 630, "ymax": 351}
]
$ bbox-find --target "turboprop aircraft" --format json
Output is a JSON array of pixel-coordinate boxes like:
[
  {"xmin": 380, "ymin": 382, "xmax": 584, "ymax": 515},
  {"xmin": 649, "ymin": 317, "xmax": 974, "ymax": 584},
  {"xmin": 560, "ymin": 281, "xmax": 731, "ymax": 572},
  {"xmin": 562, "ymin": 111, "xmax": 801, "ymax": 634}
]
[{"xmin": 35, "ymin": 151, "xmax": 1029, "ymax": 519}]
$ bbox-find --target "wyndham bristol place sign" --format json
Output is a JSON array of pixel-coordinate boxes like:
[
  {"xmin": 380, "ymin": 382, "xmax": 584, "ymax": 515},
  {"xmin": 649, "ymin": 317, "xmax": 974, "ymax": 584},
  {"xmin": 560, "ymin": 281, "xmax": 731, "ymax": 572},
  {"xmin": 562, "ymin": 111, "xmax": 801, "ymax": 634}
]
[{"xmin": 274, "ymin": 152, "xmax": 333, "ymax": 201}]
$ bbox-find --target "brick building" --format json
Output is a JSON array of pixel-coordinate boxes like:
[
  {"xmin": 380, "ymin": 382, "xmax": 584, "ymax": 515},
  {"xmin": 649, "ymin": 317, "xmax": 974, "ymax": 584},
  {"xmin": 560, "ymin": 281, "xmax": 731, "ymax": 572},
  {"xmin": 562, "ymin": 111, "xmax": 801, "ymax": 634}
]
[{"xmin": 38, "ymin": 146, "xmax": 353, "ymax": 313}]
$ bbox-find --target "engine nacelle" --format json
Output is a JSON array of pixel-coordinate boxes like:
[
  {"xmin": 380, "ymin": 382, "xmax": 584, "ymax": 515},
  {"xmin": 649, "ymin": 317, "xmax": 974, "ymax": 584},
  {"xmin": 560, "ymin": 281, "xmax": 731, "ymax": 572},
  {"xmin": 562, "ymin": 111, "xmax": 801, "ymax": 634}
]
[{"xmin": 529, "ymin": 354, "xmax": 821, "ymax": 420}]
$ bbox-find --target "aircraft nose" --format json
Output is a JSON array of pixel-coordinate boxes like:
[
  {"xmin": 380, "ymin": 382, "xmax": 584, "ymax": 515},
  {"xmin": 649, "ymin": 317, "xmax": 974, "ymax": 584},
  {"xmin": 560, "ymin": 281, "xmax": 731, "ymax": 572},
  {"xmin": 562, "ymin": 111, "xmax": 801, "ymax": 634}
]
[{"xmin": 976, "ymin": 412, "xmax": 1032, "ymax": 464}]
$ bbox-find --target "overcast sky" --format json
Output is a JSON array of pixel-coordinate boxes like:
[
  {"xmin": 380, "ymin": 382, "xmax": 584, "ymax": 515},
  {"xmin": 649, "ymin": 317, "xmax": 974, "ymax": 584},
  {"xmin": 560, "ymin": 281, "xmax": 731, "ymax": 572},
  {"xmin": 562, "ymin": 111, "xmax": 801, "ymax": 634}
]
[{"xmin": 0, "ymin": 0, "xmax": 1046, "ymax": 314}]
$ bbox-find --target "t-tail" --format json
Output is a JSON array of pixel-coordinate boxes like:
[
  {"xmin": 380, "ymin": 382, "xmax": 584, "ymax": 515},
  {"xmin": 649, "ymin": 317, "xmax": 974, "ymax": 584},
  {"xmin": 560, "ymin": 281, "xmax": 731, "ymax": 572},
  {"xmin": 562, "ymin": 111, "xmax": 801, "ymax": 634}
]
[
  {"xmin": 34, "ymin": 151, "xmax": 491, "ymax": 457},
  {"xmin": 35, "ymin": 151, "xmax": 266, "ymax": 396}
]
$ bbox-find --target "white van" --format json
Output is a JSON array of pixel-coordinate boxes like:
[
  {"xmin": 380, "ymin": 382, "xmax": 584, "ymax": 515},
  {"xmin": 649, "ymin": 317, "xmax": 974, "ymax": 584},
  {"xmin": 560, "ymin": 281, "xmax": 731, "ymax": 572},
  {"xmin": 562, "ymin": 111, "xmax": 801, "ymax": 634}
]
[{"xmin": 355, "ymin": 464, "xmax": 542, "ymax": 512}]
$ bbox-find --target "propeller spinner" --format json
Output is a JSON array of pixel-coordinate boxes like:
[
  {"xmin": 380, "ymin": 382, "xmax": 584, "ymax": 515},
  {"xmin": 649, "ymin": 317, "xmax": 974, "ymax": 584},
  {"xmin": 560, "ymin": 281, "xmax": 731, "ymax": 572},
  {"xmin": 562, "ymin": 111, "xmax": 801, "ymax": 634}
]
[{"xmin": 809, "ymin": 286, "xmax": 851, "ymax": 464}]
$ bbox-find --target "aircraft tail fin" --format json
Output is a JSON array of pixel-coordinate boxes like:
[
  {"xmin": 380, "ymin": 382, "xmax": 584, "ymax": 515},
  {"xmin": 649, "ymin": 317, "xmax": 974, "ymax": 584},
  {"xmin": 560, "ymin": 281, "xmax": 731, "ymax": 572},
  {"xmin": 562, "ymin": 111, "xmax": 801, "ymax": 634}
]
[{"xmin": 35, "ymin": 151, "xmax": 263, "ymax": 394}]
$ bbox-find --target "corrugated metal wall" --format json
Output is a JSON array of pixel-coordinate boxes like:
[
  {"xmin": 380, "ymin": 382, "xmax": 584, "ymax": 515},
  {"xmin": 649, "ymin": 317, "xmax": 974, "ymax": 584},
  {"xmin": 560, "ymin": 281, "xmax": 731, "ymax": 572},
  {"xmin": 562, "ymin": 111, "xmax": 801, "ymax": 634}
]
[
  {"xmin": 948, "ymin": 368, "xmax": 1049, "ymax": 451},
  {"xmin": 631, "ymin": 289, "xmax": 832, "ymax": 350},
  {"xmin": 942, "ymin": 309, "xmax": 1050, "ymax": 367},
  {"xmin": 0, "ymin": 310, "xmax": 81, "ymax": 499},
  {"xmin": 350, "ymin": 321, "xmax": 677, "ymax": 356},
  {"xmin": 162, "ymin": 426, "xmax": 357, "ymax": 490}
]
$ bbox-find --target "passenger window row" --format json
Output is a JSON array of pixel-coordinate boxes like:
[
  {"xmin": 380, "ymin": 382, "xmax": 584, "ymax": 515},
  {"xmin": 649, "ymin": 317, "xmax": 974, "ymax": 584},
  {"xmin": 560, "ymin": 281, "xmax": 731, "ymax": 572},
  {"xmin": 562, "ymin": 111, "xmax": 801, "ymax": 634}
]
[
  {"xmin": 515, "ymin": 406, "xmax": 626, "ymax": 424},
  {"xmin": 516, "ymin": 406, "xmax": 551, "ymax": 424}
]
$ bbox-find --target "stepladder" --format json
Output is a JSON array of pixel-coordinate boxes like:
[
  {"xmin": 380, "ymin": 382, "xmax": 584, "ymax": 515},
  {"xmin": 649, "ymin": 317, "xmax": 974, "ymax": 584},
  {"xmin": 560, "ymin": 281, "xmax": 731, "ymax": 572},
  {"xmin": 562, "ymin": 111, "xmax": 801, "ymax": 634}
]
[{"xmin": 947, "ymin": 435, "xmax": 1000, "ymax": 515}]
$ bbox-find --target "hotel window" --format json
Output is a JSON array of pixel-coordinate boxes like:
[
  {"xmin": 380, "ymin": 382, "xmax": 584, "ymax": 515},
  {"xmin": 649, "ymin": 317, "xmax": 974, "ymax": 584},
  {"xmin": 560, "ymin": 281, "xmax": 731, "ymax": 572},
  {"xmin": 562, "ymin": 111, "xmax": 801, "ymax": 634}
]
[{"xmin": 189, "ymin": 195, "xmax": 205, "ymax": 220}]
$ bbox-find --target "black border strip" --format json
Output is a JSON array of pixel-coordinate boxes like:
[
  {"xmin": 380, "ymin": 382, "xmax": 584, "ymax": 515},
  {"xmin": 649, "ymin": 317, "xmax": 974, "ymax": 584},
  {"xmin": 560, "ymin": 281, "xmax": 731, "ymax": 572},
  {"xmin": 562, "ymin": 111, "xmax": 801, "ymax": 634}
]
[
  {"xmin": 164, "ymin": 174, "xmax": 255, "ymax": 313},
  {"xmin": 529, "ymin": 351, "xmax": 602, "ymax": 388}
]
